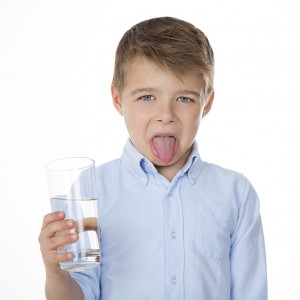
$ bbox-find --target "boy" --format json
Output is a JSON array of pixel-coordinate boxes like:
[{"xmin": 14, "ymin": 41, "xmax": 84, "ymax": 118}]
[{"xmin": 39, "ymin": 17, "xmax": 267, "ymax": 299}]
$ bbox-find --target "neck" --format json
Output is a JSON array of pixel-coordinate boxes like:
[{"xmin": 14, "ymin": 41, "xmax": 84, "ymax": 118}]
[
  {"xmin": 155, "ymin": 147, "xmax": 192, "ymax": 182},
  {"xmin": 155, "ymin": 165, "xmax": 177, "ymax": 182}
]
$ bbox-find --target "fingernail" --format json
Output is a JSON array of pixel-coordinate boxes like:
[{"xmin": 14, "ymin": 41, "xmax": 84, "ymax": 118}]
[{"xmin": 67, "ymin": 219, "xmax": 74, "ymax": 226}]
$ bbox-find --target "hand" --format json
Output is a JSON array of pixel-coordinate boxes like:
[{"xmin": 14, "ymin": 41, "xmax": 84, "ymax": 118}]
[{"xmin": 38, "ymin": 211, "xmax": 79, "ymax": 274}]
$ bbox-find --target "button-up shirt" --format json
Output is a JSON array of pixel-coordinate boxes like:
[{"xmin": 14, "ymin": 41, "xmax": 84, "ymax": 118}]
[{"xmin": 71, "ymin": 139, "xmax": 267, "ymax": 299}]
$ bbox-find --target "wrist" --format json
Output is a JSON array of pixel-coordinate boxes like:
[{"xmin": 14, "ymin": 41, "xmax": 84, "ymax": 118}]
[{"xmin": 45, "ymin": 266, "xmax": 69, "ymax": 281}]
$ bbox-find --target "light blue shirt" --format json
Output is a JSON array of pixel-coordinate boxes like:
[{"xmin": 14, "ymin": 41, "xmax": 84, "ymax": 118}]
[{"xmin": 71, "ymin": 139, "xmax": 267, "ymax": 299}]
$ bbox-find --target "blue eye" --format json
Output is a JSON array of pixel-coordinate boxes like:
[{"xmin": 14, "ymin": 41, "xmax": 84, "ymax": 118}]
[
  {"xmin": 139, "ymin": 95, "xmax": 155, "ymax": 101},
  {"xmin": 177, "ymin": 96, "xmax": 193, "ymax": 103}
]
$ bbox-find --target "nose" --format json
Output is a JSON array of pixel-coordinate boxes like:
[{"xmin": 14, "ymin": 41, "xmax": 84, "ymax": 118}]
[{"xmin": 155, "ymin": 101, "xmax": 177, "ymax": 123}]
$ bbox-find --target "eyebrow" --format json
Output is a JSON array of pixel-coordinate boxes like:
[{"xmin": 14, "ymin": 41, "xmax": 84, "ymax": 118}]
[
  {"xmin": 129, "ymin": 88, "xmax": 201, "ymax": 98},
  {"xmin": 129, "ymin": 88, "xmax": 156, "ymax": 96},
  {"xmin": 179, "ymin": 90, "xmax": 201, "ymax": 98}
]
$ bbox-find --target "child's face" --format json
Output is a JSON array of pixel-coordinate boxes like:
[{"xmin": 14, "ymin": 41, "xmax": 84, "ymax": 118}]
[{"xmin": 112, "ymin": 57, "xmax": 213, "ymax": 178}]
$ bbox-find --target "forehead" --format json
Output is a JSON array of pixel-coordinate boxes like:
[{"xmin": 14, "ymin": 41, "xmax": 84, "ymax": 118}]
[{"xmin": 123, "ymin": 56, "xmax": 203, "ymax": 90}]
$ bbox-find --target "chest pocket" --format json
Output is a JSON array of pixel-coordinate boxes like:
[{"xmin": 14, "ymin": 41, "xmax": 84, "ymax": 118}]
[{"xmin": 195, "ymin": 204, "xmax": 232, "ymax": 260}]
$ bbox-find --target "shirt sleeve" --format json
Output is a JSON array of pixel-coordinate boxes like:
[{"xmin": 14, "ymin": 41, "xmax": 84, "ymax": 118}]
[
  {"xmin": 230, "ymin": 177, "xmax": 268, "ymax": 300},
  {"xmin": 70, "ymin": 266, "xmax": 101, "ymax": 300}
]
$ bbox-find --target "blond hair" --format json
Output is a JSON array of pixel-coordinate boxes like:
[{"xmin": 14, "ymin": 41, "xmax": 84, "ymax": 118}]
[{"xmin": 112, "ymin": 17, "xmax": 214, "ymax": 96}]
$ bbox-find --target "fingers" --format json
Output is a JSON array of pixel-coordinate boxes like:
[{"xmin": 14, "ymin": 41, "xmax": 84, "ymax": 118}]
[
  {"xmin": 45, "ymin": 249, "xmax": 75, "ymax": 267},
  {"xmin": 39, "ymin": 214, "xmax": 78, "ymax": 250},
  {"xmin": 43, "ymin": 218, "xmax": 75, "ymax": 240},
  {"xmin": 41, "ymin": 211, "xmax": 65, "ymax": 231},
  {"xmin": 38, "ymin": 212, "xmax": 79, "ymax": 271},
  {"xmin": 52, "ymin": 231, "xmax": 78, "ymax": 250}
]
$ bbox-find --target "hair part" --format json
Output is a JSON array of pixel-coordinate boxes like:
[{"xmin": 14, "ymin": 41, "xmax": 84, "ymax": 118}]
[{"xmin": 112, "ymin": 17, "xmax": 214, "ymax": 97}]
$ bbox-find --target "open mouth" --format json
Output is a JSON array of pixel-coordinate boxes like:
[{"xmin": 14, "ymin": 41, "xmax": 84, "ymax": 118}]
[{"xmin": 151, "ymin": 135, "xmax": 177, "ymax": 163}]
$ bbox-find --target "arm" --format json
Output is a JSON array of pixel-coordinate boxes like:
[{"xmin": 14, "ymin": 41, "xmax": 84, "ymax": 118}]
[
  {"xmin": 45, "ymin": 269, "xmax": 84, "ymax": 300},
  {"xmin": 230, "ymin": 179, "xmax": 268, "ymax": 300},
  {"xmin": 39, "ymin": 211, "xmax": 84, "ymax": 300}
]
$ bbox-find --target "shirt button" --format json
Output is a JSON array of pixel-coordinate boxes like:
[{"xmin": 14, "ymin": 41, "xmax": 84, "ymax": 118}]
[
  {"xmin": 171, "ymin": 231, "xmax": 177, "ymax": 239},
  {"xmin": 168, "ymin": 192, "xmax": 173, "ymax": 197},
  {"xmin": 171, "ymin": 276, "xmax": 177, "ymax": 284}
]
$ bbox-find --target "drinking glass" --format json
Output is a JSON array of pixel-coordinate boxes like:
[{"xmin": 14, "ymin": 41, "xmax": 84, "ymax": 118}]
[{"xmin": 46, "ymin": 157, "xmax": 101, "ymax": 272}]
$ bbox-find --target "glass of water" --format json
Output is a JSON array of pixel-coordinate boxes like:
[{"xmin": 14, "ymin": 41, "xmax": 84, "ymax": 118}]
[{"xmin": 45, "ymin": 157, "xmax": 101, "ymax": 272}]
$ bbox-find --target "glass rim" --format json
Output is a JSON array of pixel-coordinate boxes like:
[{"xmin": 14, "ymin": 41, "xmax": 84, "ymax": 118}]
[{"xmin": 45, "ymin": 157, "xmax": 95, "ymax": 171}]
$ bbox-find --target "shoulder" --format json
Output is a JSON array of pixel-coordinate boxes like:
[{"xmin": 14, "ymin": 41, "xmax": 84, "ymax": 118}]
[
  {"xmin": 200, "ymin": 161, "xmax": 247, "ymax": 185},
  {"xmin": 198, "ymin": 161, "xmax": 258, "ymax": 208},
  {"xmin": 95, "ymin": 158, "xmax": 122, "ymax": 177}
]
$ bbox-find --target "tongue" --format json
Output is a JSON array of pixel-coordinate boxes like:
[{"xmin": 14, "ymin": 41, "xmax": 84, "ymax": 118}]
[{"xmin": 152, "ymin": 136, "xmax": 176, "ymax": 163}]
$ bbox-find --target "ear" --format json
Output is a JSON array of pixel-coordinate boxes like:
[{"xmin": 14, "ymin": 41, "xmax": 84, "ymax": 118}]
[
  {"xmin": 111, "ymin": 84, "xmax": 123, "ymax": 116},
  {"xmin": 202, "ymin": 90, "xmax": 214, "ymax": 118}
]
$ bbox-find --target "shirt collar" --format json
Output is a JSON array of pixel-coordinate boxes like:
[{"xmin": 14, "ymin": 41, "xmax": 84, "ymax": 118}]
[
  {"xmin": 120, "ymin": 138, "xmax": 203, "ymax": 185},
  {"xmin": 183, "ymin": 141, "xmax": 203, "ymax": 184},
  {"xmin": 120, "ymin": 139, "xmax": 150, "ymax": 185}
]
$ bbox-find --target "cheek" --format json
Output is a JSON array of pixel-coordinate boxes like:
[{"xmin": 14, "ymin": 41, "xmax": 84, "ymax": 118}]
[
  {"xmin": 123, "ymin": 114, "xmax": 147, "ymax": 138},
  {"xmin": 183, "ymin": 110, "xmax": 201, "ymax": 127},
  {"xmin": 181, "ymin": 114, "xmax": 201, "ymax": 140},
  {"xmin": 123, "ymin": 104, "xmax": 146, "ymax": 120},
  {"xmin": 124, "ymin": 111, "xmax": 145, "ymax": 126}
]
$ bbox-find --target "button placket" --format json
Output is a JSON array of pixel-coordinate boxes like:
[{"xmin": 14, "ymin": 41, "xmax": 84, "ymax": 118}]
[
  {"xmin": 164, "ymin": 181, "xmax": 184, "ymax": 298},
  {"xmin": 171, "ymin": 276, "xmax": 177, "ymax": 285},
  {"xmin": 171, "ymin": 231, "xmax": 177, "ymax": 239}
]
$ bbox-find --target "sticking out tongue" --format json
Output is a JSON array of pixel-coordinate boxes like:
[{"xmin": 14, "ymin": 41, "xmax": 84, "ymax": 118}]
[{"xmin": 152, "ymin": 136, "xmax": 176, "ymax": 163}]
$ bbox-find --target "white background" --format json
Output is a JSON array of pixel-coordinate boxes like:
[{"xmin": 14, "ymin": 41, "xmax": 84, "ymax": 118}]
[{"xmin": 0, "ymin": 0, "xmax": 299, "ymax": 299}]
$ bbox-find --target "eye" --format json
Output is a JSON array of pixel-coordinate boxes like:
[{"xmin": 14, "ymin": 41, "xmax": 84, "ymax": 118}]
[
  {"xmin": 138, "ymin": 95, "xmax": 155, "ymax": 101},
  {"xmin": 177, "ymin": 96, "xmax": 193, "ymax": 103}
]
